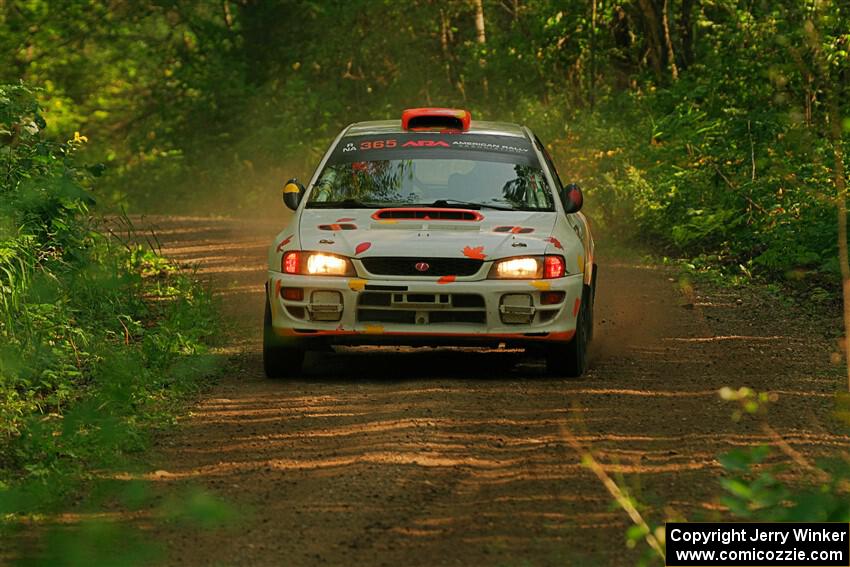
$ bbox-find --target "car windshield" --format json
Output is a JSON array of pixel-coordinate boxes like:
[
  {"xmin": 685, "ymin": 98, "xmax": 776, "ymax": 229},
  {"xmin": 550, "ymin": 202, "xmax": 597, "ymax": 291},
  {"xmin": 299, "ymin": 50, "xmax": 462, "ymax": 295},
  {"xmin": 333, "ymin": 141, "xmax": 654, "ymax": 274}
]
[{"xmin": 307, "ymin": 158, "xmax": 555, "ymax": 211}]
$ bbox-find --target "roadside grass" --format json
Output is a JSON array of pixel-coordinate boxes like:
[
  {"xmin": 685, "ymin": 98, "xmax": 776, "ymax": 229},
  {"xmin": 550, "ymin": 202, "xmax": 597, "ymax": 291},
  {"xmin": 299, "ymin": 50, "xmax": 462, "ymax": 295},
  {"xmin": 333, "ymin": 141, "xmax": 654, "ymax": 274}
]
[
  {"xmin": 0, "ymin": 83, "xmax": 235, "ymax": 565},
  {"xmin": 576, "ymin": 231, "xmax": 849, "ymax": 565},
  {"xmin": 0, "ymin": 232, "xmax": 238, "ymax": 566}
]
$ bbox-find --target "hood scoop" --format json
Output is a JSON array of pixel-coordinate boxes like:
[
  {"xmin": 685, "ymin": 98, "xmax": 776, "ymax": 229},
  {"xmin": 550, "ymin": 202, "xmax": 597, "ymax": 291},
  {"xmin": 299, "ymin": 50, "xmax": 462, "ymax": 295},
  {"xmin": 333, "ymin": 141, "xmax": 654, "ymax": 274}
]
[{"xmin": 371, "ymin": 208, "xmax": 483, "ymax": 222}]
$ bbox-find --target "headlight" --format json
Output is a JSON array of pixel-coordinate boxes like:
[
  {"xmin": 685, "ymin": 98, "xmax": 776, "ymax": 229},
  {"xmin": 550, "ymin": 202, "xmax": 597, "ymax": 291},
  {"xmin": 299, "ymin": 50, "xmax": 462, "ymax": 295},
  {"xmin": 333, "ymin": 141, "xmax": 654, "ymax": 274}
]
[
  {"xmin": 488, "ymin": 255, "xmax": 566, "ymax": 279},
  {"xmin": 282, "ymin": 251, "xmax": 355, "ymax": 276},
  {"xmin": 307, "ymin": 253, "xmax": 350, "ymax": 275},
  {"xmin": 492, "ymin": 257, "xmax": 541, "ymax": 279}
]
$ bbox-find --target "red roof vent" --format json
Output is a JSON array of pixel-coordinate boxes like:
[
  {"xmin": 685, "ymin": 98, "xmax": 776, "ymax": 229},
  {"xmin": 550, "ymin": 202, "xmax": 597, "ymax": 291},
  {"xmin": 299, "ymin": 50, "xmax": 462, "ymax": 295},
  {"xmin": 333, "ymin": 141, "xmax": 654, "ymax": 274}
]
[{"xmin": 401, "ymin": 108, "xmax": 471, "ymax": 131}]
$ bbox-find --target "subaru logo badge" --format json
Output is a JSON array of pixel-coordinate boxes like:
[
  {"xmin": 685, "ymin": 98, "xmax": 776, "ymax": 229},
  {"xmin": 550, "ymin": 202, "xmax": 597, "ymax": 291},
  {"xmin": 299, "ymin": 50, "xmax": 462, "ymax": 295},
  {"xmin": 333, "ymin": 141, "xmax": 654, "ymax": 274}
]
[{"xmin": 415, "ymin": 262, "xmax": 430, "ymax": 272}]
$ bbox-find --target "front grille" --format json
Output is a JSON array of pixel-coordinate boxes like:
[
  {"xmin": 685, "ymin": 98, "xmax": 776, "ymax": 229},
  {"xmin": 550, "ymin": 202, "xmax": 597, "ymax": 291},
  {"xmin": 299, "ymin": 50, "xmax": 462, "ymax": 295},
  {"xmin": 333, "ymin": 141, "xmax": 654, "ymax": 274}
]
[
  {"xmin": 357, "ymin": 292, "xmax": 487, "ymax": 326},
  {"xmin": 361, "ymin": 257, "xmax": 483, "ymax": 277}
]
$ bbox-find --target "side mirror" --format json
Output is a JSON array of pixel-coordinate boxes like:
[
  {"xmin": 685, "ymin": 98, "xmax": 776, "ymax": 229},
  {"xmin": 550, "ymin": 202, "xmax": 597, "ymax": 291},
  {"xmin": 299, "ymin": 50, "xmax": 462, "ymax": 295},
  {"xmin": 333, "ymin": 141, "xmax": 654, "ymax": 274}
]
[
  {"xmin": 283, "ymin": 178, "xmax": 305, "ymax": 211},
  {"xmin": 561, "ymin": 183, "xmax": 583, "ymax": 214}
]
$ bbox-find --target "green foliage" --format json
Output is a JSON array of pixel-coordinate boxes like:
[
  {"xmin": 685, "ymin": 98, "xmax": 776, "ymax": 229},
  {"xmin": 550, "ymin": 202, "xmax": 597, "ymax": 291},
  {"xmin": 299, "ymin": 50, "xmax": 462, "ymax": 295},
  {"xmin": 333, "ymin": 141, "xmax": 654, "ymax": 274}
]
[
  {"xmin": 718, "ymin": 445, "xmax": 850, "ymax": 522},
  {"xmin": 0, "ymin": 84, "xmax": 218, "ymax": 508}
]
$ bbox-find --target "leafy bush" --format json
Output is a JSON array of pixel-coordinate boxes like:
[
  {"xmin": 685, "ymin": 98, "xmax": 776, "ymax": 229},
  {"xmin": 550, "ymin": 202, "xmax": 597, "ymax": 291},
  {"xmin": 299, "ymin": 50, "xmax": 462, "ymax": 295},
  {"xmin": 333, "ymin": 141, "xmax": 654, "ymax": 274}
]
[{"xmin": 0, "ymin": 83, "xmax": 217, "ymax": 494}]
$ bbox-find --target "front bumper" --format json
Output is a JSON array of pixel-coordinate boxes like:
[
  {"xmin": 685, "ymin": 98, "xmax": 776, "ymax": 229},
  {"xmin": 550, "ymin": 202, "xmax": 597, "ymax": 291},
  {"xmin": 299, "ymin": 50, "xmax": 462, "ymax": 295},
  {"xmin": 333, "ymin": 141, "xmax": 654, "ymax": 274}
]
[{"xmin": 267, "ymin": 271, "xmax": 584, "ymax": 348}]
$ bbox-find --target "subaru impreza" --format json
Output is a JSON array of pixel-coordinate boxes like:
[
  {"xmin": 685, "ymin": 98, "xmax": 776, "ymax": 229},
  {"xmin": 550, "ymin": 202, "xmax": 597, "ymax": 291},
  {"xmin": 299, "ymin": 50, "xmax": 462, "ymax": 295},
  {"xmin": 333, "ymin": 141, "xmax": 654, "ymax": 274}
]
[{"xmin": 264, "ymin": 108, "xmax": 596, "ymax": 377}]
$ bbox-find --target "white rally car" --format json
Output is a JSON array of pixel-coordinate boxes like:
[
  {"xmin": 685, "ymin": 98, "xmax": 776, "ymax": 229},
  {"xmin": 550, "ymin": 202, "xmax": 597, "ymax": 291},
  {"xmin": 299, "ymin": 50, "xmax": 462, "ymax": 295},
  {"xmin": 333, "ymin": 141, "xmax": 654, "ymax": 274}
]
[{"xmin": 265, "ymin": 108, "xmax": 596, "ymax": 377}]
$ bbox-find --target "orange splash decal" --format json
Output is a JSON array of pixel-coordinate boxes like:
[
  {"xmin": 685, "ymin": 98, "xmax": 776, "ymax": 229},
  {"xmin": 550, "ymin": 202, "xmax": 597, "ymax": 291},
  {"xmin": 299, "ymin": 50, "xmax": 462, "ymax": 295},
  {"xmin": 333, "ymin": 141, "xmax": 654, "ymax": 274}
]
[
  {"xmin": 355, "ymin": 242, "xmax": 372, "ymax": 255},
  {"xmin": 363, "ymin": 324, "xmax": 384, "ymax": 334},
  {"xmin": 573, "ymin": 298, "xmax": 581, "ymax": 317},
  {"xmin": 337, "ymin": 217, "xmax": 355, "ymax": 222},
  {"xmin": 276, "ymin": 235, "xmax": 293, "ymax": 252},
  {"xmin": 577, "ymin": 254, "xmax": 585, "ymax": 273},
  {"xmin": 531, "ymin": 281, "xmax": 551, "ymax": 291},
  {"xmin": 462, "ymin": 245, "xmax": 486, "ymax": 260},
  {"xmin": 348, "ymin": 278, "xmax": 367, "ymax": 292},
  {"xmin": 546, "ymin": 236, "xmax": 563, "ymax": 250},
  {"xmin": 319, "ymin": 223, "xmax": 357, "ymax": 231},
  {"xmin": 437, "ymin": 275, "xmax": 456, "ymax": 284}
]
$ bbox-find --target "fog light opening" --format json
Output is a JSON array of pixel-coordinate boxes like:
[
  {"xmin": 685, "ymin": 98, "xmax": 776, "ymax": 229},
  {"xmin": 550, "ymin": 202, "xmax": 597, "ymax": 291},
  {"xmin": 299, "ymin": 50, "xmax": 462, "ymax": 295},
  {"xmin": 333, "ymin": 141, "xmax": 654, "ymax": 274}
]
[
  {"xmin": 308, "ymin": 290, "xmax": 344, "ymax": 322},
  {"xmin": 499, "ymin": 293, "xmax": 535, "ymax": 324}
]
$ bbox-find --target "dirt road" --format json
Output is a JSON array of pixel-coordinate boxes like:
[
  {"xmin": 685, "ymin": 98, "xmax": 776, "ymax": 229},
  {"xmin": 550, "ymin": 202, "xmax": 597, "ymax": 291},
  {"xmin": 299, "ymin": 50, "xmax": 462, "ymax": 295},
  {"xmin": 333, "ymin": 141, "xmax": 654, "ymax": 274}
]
[{"xmin": 138, "ymin": 216, "xmax": 846, "ymax": 566}]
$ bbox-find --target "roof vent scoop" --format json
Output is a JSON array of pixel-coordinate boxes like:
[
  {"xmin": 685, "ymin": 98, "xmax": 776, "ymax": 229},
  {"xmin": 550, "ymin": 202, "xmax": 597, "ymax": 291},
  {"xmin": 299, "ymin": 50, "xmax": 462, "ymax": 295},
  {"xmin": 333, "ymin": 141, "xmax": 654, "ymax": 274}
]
[{"xmin": 402, "ymin": 108, "xmax": 471, "ymax": 131}]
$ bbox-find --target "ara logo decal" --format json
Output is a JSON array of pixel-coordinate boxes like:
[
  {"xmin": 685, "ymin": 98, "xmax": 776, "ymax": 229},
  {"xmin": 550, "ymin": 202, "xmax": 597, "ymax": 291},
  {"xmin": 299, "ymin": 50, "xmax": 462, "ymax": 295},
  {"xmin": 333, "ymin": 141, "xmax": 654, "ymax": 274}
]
[
  {"xmin": 342, "ymin": 142, "xmax": 357, "ymax": 152},
  {"xmin": 402, "ymin": 140, "xmax": 450, "ymax": 148}
]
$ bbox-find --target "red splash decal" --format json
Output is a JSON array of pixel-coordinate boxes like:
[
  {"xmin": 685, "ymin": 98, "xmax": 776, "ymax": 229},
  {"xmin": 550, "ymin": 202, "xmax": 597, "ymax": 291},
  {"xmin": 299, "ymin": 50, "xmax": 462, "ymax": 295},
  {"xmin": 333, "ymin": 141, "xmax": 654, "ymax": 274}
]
[
  {"xmin": 276, "ymin": 235, "xmax": 293, "ymax": 252},
  {"xmin": 355, "ymin": 242, "xmax": 372, "ymax": 255},
  {"xmin": 546, "ymin": 236, "xmax": 563, "ymax": 250},
  {"xmin": 337, "ymin": 217, "xmax": 355, "ymax": 222},
  {"xmin": 437, "ymin": 275, "xmax": 456, "ymax": 284},
  {"xmin": 573, "ymin": 298, "xmax": 581, "ymax": 317},
  {"xmin": 462, "ymin": 245, "xmax": 486, "ymax": 260}
]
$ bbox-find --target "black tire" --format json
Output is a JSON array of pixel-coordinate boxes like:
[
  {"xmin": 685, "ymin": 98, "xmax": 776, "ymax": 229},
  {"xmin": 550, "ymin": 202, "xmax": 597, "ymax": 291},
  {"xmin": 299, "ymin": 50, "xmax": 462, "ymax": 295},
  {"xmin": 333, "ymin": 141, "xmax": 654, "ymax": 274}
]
[
  {"xmin": 545, "ymin": 285, "xmax": 592, "ymax": 377},
  {"xmin": 263, "ymin": 293, "xmax": 305, "ymax": 378}
]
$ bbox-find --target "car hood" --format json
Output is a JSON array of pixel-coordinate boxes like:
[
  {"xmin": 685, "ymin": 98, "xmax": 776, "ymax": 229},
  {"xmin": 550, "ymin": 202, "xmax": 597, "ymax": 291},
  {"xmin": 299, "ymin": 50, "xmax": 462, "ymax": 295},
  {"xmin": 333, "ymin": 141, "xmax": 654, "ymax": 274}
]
[{"xmin": 298, "ymin": 208, "xmax": 557, "ymax": 259}]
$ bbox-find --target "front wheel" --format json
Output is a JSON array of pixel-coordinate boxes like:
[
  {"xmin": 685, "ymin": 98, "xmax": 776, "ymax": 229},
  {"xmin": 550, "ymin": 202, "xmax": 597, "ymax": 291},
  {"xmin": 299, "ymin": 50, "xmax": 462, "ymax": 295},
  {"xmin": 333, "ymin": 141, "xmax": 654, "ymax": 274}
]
[
  {"xmin": 545, "ymin": 285, "xmax": 592, "ymax": 377},
  {"xmin": 263, "ymin": 293, "xmax": 304, "ymax": 378}
]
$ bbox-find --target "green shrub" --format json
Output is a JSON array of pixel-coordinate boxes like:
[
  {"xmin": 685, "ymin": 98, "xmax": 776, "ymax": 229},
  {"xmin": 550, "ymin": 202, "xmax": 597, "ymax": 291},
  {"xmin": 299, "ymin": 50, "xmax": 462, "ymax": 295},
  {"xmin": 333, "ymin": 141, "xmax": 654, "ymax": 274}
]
[{"xmin": 0, "ymin": 83, "xmax": 217, "ymax": 493}]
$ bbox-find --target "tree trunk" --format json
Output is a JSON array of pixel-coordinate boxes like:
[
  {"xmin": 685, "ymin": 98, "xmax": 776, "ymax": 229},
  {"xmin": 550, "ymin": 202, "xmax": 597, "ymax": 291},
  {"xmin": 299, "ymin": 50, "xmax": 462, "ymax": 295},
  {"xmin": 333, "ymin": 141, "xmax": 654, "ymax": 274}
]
[
  {"xmin": 637, "ymin": 0, "xmax": 665, "ymax": 82},
  {"xmin": 589, "ymin": 0, "xmax": 598, "ymax": 109},
  {"xmin": 474, "ymin": 0, "xmax": 487, "ymax": 45},
  {"xmin": 829, "ymin": 90, "xmax": 850, "ymax": 391},
  {"xmin": 678, "ymin": 0, "xmax": 696, "ymax": 70},
  {"xmin": 661, "ymin": 0, "xmax": 679, "ymax": 80},
  {"xmin": 473, "ymin": 0, "xmax": 489, "ymax": 97},
  {"xmin": 440, "ymin": 9, "xmax": 451, "ymax": 85}
]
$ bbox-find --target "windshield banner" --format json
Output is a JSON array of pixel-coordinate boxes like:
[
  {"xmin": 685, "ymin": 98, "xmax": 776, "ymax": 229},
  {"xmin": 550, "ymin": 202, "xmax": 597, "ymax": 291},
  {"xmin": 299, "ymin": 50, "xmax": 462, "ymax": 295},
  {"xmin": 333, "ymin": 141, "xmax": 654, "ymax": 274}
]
[{"xmin": 328, "ymin": 133, "xmax": 541, "ymax": 167}]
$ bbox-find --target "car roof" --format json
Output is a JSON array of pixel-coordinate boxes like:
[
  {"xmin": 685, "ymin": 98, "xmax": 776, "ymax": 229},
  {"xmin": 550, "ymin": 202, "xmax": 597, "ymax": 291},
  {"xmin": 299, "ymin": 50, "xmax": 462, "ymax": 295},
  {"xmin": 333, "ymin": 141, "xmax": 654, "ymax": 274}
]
[{"xmin": 343, "ymin": 119, "xmax": 529, "ymax": 139}]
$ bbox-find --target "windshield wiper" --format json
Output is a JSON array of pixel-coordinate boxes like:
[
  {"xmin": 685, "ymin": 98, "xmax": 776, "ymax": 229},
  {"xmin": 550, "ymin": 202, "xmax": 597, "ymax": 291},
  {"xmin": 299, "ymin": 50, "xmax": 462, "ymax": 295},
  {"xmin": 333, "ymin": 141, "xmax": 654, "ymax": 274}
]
[
  {"xmin": 307, "ymin": 199, "xmax": 384, "ymax": 209},
  {"xmin": 428, "ymin": 199, "xmax": 515, "ymax": 211}
]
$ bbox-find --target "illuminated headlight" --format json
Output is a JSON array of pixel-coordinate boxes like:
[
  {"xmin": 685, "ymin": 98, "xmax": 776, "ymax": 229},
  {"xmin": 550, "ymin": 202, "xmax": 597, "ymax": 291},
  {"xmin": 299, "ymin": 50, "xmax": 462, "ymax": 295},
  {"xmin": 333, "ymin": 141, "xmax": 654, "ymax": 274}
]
[
  {"xmin": 282, "ymin": 251, "xmax": 354, "ymax": 276},
  {"xmin": 307, "ymin": 253, "xmax": 350, "ymax": 275},
  {"xmin": 492, "ymin": 257, "xmax": 540, "ymax": 279},
  {"xmin": 488, "ymin": 255, "xmax": 566, "ymax": 279}
]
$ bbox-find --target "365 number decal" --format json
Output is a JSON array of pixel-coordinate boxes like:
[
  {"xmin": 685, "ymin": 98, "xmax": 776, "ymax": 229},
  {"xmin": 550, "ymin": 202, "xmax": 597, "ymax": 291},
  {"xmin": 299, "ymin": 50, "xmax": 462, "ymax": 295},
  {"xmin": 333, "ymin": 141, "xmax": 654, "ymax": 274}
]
[{"xmin": 360, "ymin": 139, "xmax": 397, "ymax": 150}]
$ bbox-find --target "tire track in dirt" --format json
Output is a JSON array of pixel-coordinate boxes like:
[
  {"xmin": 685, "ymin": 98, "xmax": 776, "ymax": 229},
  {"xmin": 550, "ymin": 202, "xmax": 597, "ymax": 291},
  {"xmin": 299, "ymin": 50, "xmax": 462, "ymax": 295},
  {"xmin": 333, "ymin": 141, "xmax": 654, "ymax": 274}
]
[{"xmin": 134, "ymin": 216, "xmax": 845, "ymax": 566}]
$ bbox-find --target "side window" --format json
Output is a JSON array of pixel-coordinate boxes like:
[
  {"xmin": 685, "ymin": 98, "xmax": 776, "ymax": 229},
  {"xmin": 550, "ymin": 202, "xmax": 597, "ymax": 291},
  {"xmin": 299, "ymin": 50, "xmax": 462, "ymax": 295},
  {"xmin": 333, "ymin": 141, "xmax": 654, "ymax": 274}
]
[{"xmin": 533, "ymin": 135, "xmax": 565, "ymax": 193}]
